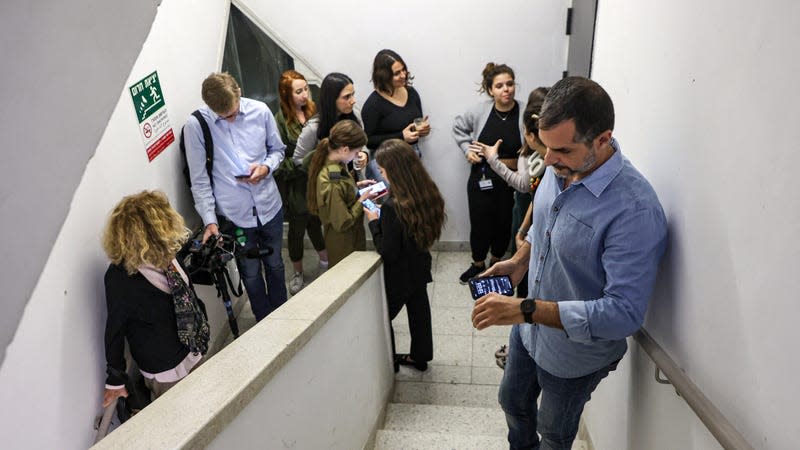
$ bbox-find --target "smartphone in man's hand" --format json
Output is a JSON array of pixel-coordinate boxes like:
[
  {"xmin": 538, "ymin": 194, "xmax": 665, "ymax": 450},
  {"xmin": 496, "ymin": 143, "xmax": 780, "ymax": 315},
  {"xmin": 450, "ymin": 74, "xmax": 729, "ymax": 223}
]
[{"xmin": 468, "ymin": 275, "xmax": 514, "ymax": 300}]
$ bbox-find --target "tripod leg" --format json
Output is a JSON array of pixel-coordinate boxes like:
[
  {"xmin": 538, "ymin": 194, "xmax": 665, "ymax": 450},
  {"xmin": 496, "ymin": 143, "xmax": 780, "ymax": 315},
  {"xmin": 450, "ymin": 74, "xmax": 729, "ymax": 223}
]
[{"xmin": 214, "ymin": 271, "xmax": 240, "ymax": 339}]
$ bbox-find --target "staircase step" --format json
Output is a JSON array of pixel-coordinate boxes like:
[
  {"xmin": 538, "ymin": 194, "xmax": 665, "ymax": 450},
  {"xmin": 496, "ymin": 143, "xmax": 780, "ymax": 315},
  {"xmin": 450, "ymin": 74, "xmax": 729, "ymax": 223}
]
[
  {"xmin": 393, "ymin": 381, "xmax": 501, "ymax": 409},
  {"xmin": 375, "ymin": 429, "xmax": 506, "ymax": 450},
  {"xmin": 382, "ymin": 403, "xmax": 507, "ymax": 437},
  {"xmin": 375, "ymin": 429, "xmax": 590, "ymax": 450}
]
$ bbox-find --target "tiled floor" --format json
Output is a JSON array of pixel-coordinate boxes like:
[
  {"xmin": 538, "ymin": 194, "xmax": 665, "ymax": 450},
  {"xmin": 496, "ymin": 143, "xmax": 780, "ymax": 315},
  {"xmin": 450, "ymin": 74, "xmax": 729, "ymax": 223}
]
[{"xmin": 392, "ymin": 251, "xmax": 510, "ymax": 387}]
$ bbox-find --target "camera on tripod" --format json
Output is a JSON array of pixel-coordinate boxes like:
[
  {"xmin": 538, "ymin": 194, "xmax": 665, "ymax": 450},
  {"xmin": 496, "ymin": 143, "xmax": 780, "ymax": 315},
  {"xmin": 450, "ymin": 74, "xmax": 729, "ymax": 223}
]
[
  {"xmin": 180, "ymin": 229, "xmax": 272, "ymax": 284},
  {"xmin": 182, "ymin": 233, "xmax": 239, "ymax": 280},
  {"xmin": 178, "ymin": 227, "xmax": 273, "ymax": 339}
]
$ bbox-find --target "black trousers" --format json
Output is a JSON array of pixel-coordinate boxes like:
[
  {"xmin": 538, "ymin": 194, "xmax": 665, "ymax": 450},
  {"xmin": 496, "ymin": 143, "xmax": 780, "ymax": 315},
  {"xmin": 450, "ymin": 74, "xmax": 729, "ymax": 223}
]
[
  {"xmin": 387, "ymin": 284, "xmax": 433, "ymax": 362},
  {"xmin": 286, "ymin": 213, "xmax": 325, "ymax": 262},
  {"xmin": 467, "ymin": 174, "xmax": 515, "ymax": 262}
]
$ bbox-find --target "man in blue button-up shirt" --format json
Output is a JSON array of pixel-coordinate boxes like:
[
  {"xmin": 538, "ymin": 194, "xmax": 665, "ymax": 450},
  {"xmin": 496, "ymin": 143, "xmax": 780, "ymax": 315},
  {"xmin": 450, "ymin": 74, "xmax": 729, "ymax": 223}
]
[
  {"xmin": 185, "ymin": 73, "xmax": 288, "ymax": 321},
  {"xmin": 472, "ymin": 77, "xmax": 667, "ymax": 449}
]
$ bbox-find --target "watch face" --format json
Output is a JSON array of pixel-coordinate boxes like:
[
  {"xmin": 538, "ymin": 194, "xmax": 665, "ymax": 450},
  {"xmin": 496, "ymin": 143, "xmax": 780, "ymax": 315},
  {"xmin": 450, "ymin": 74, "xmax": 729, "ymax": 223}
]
[{"xmin": 521, "ymin": 299, "xmax": 536, "ymax": 313}]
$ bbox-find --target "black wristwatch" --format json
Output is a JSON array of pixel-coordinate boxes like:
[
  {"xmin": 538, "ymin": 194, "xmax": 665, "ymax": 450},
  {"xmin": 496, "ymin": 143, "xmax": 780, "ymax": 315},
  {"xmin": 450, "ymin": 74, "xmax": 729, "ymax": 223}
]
[{"xmin": 520, "ymin": 298, "xmax": 536, "ymax": 324}]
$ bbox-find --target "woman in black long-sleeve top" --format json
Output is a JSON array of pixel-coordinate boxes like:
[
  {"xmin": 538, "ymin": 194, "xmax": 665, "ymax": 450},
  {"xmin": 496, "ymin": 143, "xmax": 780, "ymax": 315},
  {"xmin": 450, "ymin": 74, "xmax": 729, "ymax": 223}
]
[
  {"xmin": 362, "ymin": 50, "xmax": 431, "ymax": 181},
  {"xmin": 102, "ymin": 191, "xmax": 209, "ymax": 407},
  {"xmin": 365, "ymin": 139, "xmax": 446, "ymax": 371}
]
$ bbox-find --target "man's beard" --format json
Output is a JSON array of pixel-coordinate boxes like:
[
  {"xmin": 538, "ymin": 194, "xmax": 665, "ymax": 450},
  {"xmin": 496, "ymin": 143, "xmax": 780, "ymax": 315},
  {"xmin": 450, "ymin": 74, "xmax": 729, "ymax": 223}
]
[{"xmin": 552, "ymin": 145, "xmax": 597, "ymax": 179}]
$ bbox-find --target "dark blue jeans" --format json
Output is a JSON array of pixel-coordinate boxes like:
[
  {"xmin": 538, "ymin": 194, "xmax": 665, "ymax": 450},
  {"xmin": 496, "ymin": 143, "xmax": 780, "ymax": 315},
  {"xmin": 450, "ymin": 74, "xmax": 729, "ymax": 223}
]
[
  {"xmin": 237, "ymin": 211, "xmax": 287, "ymax": 321},
  {"xmin": 498, "ymin": 325, "xmax": 615, "ymax": 450}
]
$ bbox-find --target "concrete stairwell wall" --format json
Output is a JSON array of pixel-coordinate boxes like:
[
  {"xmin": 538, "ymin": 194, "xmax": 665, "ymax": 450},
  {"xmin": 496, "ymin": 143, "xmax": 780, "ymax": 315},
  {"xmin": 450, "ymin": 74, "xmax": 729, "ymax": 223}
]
[{"xmin": 582, "ymin": 1, "xmax": 800, "ymax": 449}]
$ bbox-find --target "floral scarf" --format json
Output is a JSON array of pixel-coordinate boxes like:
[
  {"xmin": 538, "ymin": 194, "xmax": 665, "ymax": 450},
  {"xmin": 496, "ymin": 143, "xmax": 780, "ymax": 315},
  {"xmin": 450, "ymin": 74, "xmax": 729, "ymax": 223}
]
[{"xmin": 165, "ymin": 262, "xmax": 210, "ymax": 355}]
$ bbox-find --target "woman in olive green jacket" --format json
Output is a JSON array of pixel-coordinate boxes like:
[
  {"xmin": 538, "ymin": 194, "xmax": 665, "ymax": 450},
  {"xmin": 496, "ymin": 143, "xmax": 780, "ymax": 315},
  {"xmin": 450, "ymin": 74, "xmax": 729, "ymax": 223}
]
[
  {"xmin": 275, "ymin": 70, "xmax": 328, "ymax": 295},
  {"xmin": 307, "ymin": 120, "xmax": 376, "ymax": 267}
]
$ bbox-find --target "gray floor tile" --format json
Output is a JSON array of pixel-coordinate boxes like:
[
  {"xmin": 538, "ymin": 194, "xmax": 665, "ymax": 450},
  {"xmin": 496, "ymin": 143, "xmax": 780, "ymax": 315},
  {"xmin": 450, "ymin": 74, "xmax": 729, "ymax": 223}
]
[
  {"xmin": 472, "ymin": 335, "xmax": 509, "ymax": 368},
  {"xmin": 471, "ymin": 366, "xmax": 505, "ymax": 386},
  {"xmin": 473, "ymin": 324, "xmax": 512, "ymax": 338},
  {"xmin": 394, "ymin": 365, "xmax": 424, "ymax": 382},
  {"xmin": 392, "ymin": 305, "xmax": 473, "ymax": 336},
  {"xmin": 429, "ymin": 251, "xmax": 439, "ymax": 267},
  {"xmin": 421, "ymin": 364, "xmax": 472, "ymax": 384},
  {"xmin": 393, "ymin": 381, "xmax": 502, "ymax": 408},
  {"xmin": 383, "ymin": 403, "xmax": 507, "ymax": 436},
  {"xmin": 432, "ymin": 334, "xmax": 472, "ymax": 366},
  {"xmin": 281, "ymin": 249, "xmax": 326, "ymax": 291},
  {"xmin": 394, "ymin": 363, "xmax": 472, "ymax": 384},
  {"xmin": 394, "ymin": 331, "xmax": 411, "ymax": 353},
  {"xmin": 431, "ymin": 281, "xmax": 474, "ymax": 308},
  {"xmin": 434, "ymin": 251, "xmax": 472, "ymax": 282},
  {"xmin": 395, "ymin": 333, "xmax": 473, "ymax": 367},
  {"xmin": 375, "ymin": 430, "xmax": 507, "ymax": 450}
]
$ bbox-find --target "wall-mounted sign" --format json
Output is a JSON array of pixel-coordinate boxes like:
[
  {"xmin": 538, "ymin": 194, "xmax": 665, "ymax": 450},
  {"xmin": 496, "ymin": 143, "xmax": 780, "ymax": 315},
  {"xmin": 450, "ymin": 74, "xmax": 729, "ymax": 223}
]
[{"xmin": 129, "ymin": 71, "xmax": 174, "ymax": 161}]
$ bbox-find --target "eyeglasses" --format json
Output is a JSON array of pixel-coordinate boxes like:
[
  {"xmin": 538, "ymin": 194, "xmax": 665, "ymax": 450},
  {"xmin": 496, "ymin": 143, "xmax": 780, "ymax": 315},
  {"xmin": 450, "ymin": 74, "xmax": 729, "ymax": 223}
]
[
  {"xmin": 218, "ymin": 99, "xmax": 241, "ymax": 120},
  {"xmin": 219, "ymin": 110, "xmax": 238, "ymax": 120}
]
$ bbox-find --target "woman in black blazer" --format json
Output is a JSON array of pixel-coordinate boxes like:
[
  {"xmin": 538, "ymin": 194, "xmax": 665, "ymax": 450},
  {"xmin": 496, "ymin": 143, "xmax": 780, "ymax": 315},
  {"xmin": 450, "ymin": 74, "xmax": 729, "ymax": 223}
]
[
  {"xmin": 365, "ymin": 140, "xmax": 446, "ymax": 371},
  {"xmin": 101, "ymin": 191, "xmax": 209, "ymax": 407}
]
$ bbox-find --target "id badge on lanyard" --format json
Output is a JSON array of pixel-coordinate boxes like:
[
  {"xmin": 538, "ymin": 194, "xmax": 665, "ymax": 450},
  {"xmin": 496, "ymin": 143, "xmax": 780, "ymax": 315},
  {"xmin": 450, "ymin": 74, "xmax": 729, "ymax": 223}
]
[{"xmin": 478, "ymin": 164, "xmax": 493, "ymax": 191}]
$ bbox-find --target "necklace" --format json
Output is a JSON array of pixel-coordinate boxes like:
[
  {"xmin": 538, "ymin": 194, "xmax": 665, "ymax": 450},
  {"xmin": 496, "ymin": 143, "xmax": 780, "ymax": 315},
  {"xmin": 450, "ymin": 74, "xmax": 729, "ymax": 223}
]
[
  {"xmin": 494, "ymin": 107, "xmax": 511, "ymax": 121},
  {"xmin": 295, "ymin": 110, "xmax": 306, "ymax": 126}
]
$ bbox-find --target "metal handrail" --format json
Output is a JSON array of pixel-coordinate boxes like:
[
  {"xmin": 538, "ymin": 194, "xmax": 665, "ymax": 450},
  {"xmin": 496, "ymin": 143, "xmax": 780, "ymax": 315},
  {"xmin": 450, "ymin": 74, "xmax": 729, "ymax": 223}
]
[{"xmin": 633, "ymin": 329, "xmax": 754, "ymax": 450}]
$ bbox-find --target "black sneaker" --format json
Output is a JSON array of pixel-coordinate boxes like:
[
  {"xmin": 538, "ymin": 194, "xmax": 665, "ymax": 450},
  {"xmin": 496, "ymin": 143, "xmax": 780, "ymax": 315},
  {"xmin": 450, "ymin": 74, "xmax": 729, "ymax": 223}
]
[{"xmin": 459, "ymin": 264, "xmax": 484, "ymax": 284}]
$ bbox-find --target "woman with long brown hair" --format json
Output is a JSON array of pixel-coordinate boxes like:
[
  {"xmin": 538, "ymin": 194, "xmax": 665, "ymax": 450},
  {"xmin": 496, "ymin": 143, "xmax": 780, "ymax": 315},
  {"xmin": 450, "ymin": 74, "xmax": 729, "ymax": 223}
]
[
  {"xmin": 365, "ymin": 139, "xmax": 446, "ymax": 372},
  {"xmin": 274, "ymin": 70, "xmax": 328, "ymax": 295},
  {"xmin": 307, "ymin": 120, "xmax": 375, "ymax": 267}
]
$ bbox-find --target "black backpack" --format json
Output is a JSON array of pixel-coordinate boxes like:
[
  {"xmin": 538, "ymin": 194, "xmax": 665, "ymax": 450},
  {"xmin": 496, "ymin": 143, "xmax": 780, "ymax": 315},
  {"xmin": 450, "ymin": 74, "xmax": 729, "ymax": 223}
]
[{"xmin": 180, "ymin": 110, "xmax": 214, "ymax": 187}]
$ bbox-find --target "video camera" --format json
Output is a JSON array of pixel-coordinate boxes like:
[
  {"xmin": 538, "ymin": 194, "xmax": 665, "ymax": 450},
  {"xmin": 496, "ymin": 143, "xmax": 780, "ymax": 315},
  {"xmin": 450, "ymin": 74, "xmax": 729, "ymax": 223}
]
[
  {"xmin": 178, "ymin": 227, "xmax": 273, "ymax": 339},
  {"xmin": 180, "ymin": 229, "xmax": 272, "ymax": 284}
]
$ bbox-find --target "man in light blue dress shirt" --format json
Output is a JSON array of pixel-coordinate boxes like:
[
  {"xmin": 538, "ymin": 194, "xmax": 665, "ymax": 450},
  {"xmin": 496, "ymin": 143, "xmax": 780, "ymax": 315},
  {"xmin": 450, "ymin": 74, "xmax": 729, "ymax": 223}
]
[
  {"xmin": 472, "ymin": 77, "xmax": 668, "ymax": 449},
  {"xmin": 184, "ymin": 73, "xmax": 288, "ymax": 321}
]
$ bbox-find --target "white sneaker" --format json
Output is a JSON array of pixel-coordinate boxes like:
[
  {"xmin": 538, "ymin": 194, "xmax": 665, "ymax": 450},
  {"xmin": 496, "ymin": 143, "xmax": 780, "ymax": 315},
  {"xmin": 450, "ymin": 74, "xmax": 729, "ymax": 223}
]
[
  {"xmin": 289, "ymin": 272, "xmax": 304, "ymax": 295},
  {"xmin": 319, "ymin": 259, "xmax": 329, "ymax": 271}
]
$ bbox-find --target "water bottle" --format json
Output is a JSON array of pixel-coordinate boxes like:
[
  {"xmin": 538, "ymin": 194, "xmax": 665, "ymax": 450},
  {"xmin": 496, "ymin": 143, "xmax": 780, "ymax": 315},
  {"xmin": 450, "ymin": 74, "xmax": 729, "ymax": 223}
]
[{"xmin": 235, "ymin": 227, "xmax": 247, "ymax": 246}]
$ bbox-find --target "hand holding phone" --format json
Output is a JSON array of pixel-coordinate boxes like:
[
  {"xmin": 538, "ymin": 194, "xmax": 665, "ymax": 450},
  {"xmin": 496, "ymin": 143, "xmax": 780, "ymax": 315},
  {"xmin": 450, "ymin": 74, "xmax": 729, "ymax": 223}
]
[
  {"xmin": 362, "ymin": 198, "xmax": 380, "ymax": 218},
  {"xmin": 362, "ymin": 198, "xmax": 379, "ymax": 212},
  {"xmin": 468, "ymin": 275, "xmax": 514, "ymax": 300},
  {"xmin": 359, "ymin": 181, "xmax": 388, "ymax": 198}
]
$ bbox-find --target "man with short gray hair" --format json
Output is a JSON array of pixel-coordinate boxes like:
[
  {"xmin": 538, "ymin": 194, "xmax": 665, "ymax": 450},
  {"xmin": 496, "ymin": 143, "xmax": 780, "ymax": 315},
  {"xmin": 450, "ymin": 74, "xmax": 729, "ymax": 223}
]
[{"xmin": 472, "ymin": 77, "xmax": 668, "ymax": 449}]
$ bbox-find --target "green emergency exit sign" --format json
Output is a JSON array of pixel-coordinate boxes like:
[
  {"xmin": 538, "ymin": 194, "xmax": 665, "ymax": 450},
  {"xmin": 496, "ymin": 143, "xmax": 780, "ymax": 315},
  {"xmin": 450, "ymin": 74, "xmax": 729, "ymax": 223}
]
[{"xmin": 130, "ymin": 71, "xmax": 166, "ymax": 123}]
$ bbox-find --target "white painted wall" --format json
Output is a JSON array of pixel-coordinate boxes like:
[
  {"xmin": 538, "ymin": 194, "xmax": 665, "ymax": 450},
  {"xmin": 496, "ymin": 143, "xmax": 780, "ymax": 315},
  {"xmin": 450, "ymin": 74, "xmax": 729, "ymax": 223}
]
[
  {"xmin": 583, "ymin": 1, "xmax": 800, "ymax": 449},
  {"xmin": 0, "ymin": 1, "xmax": 233, "ymax": 448},
  {"xmin": 0, "ymin": 0, "xmax": 157, "ymax": 370},
  {"xmin": 238, "ymin": 0, "xmax": 570, "ymax": 243}
]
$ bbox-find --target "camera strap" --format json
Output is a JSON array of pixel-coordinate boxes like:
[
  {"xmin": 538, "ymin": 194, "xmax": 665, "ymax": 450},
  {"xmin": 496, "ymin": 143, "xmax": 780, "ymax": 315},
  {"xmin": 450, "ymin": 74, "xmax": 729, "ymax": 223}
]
[
  {"xmin": 217, "ymin": 260, "xmax": 244, "ymax": 297},
  {"xmin": 223, "ymin": 264, "xmax": 244, "ymax": 297}
]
